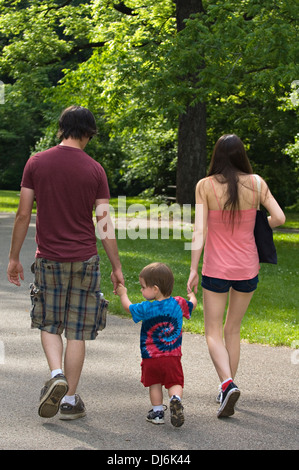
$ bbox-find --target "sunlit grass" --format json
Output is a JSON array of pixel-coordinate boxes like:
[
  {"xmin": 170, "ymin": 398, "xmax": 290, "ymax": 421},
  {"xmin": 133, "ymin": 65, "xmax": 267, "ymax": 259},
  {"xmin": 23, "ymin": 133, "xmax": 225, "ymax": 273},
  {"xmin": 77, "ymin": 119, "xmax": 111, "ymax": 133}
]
[{"xmin": 0, "ymin": 190, "xmax": 37, "ymax": 213}]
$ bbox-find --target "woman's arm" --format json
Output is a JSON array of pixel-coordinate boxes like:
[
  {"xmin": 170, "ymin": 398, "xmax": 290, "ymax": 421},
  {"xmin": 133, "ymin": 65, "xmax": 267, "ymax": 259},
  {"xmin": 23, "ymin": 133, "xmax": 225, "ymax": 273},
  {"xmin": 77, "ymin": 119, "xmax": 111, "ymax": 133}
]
[
  {"xmin": 187, "ymin": 179, "xmax": 208, "ymax": 294},
  {"xmin": 260, "ymin": 178, "xmax": 286, "ymax": 228}
]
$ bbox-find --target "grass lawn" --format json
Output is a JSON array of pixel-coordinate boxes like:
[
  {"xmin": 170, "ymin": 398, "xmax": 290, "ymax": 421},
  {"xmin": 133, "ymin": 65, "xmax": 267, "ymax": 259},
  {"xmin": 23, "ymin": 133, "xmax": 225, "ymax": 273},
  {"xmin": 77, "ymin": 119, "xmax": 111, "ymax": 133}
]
[{"xmin": 1, "ymin": 190, "xmax": 298, "ymax": 347}]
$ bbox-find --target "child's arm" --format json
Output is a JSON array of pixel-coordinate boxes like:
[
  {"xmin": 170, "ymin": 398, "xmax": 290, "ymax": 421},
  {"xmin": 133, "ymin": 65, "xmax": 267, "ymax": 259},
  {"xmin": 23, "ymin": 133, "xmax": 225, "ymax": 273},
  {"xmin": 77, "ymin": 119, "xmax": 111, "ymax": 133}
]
[
  {"xmin": 116, "ymin": 283, "xmax": 132, "ymax": 313},
  {"xmin": 187, "ymin": 292, "xmax": 197, "ymax": 311}
]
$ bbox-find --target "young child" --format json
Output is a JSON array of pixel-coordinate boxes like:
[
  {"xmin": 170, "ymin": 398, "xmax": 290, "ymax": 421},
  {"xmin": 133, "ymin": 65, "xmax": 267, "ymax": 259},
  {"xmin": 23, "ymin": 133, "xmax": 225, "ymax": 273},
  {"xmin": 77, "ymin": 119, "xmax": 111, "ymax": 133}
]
[{"xmin": 116, "ymin": 262, "xmax": 197, "ymax": 427}]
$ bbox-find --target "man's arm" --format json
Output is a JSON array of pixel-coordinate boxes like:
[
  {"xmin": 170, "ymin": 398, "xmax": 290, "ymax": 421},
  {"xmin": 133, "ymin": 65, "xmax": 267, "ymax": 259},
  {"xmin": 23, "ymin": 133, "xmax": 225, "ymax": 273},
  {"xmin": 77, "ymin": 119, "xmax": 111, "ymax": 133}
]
[
  {"xmin": 7, "ymin": 187, "xmax": 35, "ymax": 286},
  {"xmin": 95, "ymin": 198, "xmax": 124, "ymax": 292}
]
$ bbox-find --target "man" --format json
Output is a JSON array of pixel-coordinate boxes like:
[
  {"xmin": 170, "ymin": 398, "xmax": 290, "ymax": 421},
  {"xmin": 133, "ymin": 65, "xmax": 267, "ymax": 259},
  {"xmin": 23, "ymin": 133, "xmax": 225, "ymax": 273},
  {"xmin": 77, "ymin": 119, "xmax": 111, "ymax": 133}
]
[{"xmin": 7, "ymin": 105, "xmax": 124, "ymax": 420}]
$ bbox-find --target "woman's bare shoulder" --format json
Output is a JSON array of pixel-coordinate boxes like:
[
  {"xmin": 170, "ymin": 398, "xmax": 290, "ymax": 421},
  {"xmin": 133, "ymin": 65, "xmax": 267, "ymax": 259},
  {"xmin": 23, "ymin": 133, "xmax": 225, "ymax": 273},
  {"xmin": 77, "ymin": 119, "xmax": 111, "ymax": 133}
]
[{"xmin": 196, "ymin": 177, "xmax": 211, "ymax": 189}]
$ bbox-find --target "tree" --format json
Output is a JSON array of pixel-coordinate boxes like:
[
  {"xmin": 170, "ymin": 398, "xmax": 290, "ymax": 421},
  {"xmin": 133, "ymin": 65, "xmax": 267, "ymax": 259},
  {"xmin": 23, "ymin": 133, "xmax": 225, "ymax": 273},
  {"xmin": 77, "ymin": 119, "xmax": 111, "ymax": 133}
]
[
  {"xmin": 170, "ymin": 0, "xmax": 299, "ymax": 203},
  {"xmin": 175, "ymin": 0, "xmax": 207, "ymax": 204}
]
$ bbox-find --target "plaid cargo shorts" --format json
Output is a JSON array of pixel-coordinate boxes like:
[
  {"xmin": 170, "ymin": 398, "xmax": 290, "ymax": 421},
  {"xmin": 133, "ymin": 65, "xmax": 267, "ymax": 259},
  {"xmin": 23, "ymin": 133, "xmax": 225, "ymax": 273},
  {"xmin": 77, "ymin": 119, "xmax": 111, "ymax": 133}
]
[{"xmin": 30, "ymin": 255, "xmax": 108, "ymax": 340}]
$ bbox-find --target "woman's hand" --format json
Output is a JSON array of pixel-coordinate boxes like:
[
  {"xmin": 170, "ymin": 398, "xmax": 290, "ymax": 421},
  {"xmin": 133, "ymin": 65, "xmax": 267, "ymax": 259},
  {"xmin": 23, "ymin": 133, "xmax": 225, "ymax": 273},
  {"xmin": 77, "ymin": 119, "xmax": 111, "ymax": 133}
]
[{"xmin": 187, "ymin": 269, "xmax": 199, "ymax": 294}]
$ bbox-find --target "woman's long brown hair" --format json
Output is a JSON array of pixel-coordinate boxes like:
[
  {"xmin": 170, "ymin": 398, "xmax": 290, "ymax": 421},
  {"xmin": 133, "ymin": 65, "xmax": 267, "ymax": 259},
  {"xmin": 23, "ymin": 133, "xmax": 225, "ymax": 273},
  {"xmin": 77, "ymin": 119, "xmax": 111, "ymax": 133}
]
[{"xmin": 207, "ymin": 134, "xmax": 253, "ymax": 226}]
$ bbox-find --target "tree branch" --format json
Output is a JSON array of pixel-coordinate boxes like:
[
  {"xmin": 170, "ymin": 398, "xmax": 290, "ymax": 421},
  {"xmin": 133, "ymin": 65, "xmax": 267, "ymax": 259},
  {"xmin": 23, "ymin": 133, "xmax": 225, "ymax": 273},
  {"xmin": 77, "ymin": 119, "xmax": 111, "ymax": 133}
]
[
  {"xmin": 113, "ymin": 2, "xmax": 138, "ymax": 16},
  {"xmin": 245, "ymin": 66, "xmax": 274, "ymax": 74},
  {"xmin": 42, "ymin": 0, "xmax": 73, "ymax": 16},
  {"xmin": 42, "ymin": 41, "xmax": 107, "ymax": 65},
  {"xmin": 71, "ymin": 41, "xmax": 106, "ymax": 53}
]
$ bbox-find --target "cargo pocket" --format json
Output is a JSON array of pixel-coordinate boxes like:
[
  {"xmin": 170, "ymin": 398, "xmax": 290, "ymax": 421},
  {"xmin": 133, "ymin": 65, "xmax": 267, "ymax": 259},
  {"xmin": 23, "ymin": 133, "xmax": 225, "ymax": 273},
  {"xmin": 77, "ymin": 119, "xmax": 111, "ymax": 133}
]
[
  {"xmin": 29, "ymin": 282, "xmax": 44, "ymax": 329},
  {"xmin": 96, "ymin": 296, "xmax": 109, "ymax": 332}
]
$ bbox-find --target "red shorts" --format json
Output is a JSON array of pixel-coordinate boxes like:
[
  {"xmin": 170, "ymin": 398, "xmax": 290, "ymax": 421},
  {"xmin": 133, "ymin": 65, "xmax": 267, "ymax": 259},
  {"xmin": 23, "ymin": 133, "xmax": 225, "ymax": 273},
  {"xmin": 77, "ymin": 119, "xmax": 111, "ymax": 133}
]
[{"xmin": 141, "ymin": 356, "xmax": 184, "ymax": 389}]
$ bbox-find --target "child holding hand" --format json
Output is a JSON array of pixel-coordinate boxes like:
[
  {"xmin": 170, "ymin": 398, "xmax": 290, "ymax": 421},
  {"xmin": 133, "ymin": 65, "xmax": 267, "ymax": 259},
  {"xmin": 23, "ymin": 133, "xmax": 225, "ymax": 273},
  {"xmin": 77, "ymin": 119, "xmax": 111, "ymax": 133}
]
[{"xmin": 116, "ymin": 262, "xmax": 197, "ymax": 427}]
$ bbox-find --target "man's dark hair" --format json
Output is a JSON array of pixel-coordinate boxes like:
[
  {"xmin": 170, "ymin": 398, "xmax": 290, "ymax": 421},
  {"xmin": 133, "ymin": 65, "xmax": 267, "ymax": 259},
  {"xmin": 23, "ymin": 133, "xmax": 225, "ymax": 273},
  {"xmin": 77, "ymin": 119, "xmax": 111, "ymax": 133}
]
[{"xmin": 57, "ymin": 105, "xmax": 97, "ymax": 140}]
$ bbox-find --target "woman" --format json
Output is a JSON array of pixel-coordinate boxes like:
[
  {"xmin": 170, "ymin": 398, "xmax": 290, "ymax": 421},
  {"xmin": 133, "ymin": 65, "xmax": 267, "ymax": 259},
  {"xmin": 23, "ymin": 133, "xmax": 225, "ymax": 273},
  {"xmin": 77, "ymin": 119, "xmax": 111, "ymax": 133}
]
[{"xmin": 187, "ymin": 134, "xmax": 285, "ymax": 418}]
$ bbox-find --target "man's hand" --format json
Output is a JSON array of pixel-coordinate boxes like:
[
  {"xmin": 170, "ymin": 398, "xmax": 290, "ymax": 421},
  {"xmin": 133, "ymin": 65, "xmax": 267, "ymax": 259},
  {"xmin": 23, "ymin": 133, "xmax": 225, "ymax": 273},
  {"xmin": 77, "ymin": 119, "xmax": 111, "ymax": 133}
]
[
  {"xmin": 7, "ymin": 260, "xmax": 24, "ymax": 286},
  {"xmin": 111, "ymin": 268, "xmax": 125, "ymax": 294}
]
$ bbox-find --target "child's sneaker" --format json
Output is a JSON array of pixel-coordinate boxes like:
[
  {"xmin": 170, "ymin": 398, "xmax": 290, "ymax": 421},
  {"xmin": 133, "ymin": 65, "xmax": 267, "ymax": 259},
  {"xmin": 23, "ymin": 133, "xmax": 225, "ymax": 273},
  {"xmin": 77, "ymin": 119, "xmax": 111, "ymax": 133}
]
[
  {"xmin": 217, "ymin": 382, "xmax": 240, "ymax": 418},
  {"xmin": 146, "ymin": 406, "xmax": 167, "ymax": 425},
  {"xmin": 170, "ymin": 397, "xmax": 184, "ymax": 427}
]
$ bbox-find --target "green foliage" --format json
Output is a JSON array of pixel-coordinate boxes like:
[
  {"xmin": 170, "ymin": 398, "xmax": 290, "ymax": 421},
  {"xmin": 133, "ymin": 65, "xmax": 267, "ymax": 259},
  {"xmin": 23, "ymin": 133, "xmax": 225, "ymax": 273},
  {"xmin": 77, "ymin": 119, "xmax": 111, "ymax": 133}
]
[
  {"xmin": 0, "ymin": 0, "xmax": 298, "ymax": 204},
  {"xmin": 0, "ymin": 83, "xmax": 47, "ymax": 189}
]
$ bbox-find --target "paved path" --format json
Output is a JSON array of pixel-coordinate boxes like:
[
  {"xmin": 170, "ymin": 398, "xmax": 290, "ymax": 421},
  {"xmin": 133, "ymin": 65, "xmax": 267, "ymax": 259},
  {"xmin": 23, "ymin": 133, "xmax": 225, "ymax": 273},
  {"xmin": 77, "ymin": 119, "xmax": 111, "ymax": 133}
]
[{"xmin": 0, "ymin": 213, "xmax": 298, "ymax": 452}]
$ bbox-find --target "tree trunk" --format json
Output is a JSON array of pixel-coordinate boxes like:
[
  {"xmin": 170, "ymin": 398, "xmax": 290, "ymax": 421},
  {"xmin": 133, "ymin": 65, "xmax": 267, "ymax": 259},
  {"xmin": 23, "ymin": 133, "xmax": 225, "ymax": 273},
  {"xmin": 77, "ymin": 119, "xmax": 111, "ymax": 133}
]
[
  {"xmin": 175, "ymin": 0, "xmax": 207, "ymax": 205},
  {"xmin": 176, "ymin": 102, "xmax": 206, "ymax": 205}
]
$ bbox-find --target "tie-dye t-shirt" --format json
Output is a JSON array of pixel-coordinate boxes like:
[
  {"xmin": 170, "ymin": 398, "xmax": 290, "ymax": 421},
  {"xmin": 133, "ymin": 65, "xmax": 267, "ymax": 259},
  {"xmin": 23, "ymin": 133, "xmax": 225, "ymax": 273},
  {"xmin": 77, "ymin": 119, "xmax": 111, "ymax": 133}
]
[{"xmin": 129, "ymin": 296, "xmax": 193, "ymax": 359}]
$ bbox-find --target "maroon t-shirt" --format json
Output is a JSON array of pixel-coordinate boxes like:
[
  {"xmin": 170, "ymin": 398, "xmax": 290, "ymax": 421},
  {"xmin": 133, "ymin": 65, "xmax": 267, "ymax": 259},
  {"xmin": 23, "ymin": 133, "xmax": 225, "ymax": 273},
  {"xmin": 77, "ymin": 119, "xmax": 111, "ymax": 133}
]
[{"xmin": 21, "ymin": 145, "xmax": 110, "ymax": 261}]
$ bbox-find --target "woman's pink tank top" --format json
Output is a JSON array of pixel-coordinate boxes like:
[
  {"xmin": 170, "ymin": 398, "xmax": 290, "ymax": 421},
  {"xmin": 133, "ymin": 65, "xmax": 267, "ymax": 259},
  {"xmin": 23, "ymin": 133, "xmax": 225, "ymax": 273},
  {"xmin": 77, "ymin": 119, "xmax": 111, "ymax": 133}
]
[{"xmin": 202, "ymin": 178, "xmax": 260, "ymax": 280}]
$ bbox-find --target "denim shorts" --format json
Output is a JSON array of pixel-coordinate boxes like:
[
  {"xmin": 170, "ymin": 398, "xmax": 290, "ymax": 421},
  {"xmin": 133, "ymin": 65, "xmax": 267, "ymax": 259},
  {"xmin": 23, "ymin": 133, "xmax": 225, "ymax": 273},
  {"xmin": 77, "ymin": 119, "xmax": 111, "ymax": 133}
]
[
  {"xmin": 201, "ymin": 274, "xmax": 259, "ymax": 293},
  {"xmin": 30, "ymin": 255, "xmax": 108, "ymax": 340}
]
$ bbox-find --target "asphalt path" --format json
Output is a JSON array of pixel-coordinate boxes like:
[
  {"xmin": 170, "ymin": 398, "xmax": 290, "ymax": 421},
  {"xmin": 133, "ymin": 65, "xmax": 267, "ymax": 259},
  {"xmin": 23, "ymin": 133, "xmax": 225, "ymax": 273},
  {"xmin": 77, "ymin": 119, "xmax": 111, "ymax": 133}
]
[{"xmin": 0, "ymin": 213, "xmax": 298, "ymax": 453}]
